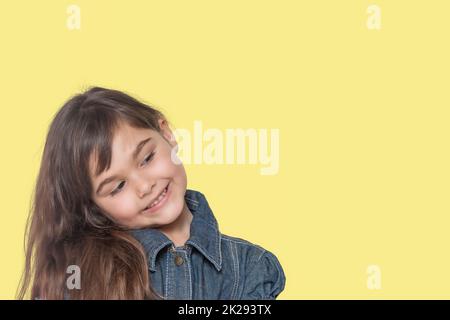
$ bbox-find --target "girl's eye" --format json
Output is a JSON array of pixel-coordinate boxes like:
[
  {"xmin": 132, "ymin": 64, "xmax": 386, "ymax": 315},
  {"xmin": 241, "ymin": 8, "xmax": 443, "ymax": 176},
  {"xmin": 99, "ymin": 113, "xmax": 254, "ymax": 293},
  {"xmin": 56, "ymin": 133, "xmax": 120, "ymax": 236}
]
[
  {"xmin": 141, "ymin": 151, "xmax": 155, "ymax": 167},
  {"xmin": 110, "ymin": 152, "xmax": 155, "ymax": 197},
  {"xmin": 110, "ymin": 181, "xmax": 125, "ymax": 196}
]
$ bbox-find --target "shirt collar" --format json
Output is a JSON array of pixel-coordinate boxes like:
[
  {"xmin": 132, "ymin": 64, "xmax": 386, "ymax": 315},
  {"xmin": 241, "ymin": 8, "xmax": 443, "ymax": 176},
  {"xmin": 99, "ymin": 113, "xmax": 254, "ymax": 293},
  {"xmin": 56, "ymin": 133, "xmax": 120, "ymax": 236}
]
[{"xmin": 129, "ymin": 189, "xmax": 222, "ymax": 272}]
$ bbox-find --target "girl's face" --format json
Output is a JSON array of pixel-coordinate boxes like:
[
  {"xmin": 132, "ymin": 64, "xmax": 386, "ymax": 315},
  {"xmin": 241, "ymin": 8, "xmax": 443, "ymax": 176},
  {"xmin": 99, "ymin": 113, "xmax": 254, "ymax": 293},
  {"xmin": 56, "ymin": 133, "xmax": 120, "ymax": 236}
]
[{"xmin": 89, "ymin": 119, "xmax": 188, "ymax": 229}]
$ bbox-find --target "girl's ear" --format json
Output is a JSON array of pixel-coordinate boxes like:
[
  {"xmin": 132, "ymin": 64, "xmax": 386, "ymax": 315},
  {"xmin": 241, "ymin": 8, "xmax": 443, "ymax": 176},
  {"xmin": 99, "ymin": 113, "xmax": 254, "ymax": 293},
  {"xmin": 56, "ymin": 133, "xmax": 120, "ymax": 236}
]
[{"xmin": 158, "ymin": 118, "xmax": 177, "ymax": 147}]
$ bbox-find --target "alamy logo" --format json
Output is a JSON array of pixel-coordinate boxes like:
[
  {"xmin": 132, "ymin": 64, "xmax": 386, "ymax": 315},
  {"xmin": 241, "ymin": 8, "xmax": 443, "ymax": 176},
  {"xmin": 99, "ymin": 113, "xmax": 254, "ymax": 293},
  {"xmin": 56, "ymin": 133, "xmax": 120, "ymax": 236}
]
[
  {"xmin": 171, "ymin": 121, "xmax": 280, "ymax": 175},
  {"xmin": 366, "ymin": 264, "xmax": 382, "ymax": 290},
  {"xmin": 367, "ymin": 4, "xmax": 382, "ymax": 30},
  {"xmin": 66, "ymin": 4, "xmax": 81, "ymax": 30},
  {"xmin": 66, "ymin": 265, "xmax": 81, "ymax": 290}
]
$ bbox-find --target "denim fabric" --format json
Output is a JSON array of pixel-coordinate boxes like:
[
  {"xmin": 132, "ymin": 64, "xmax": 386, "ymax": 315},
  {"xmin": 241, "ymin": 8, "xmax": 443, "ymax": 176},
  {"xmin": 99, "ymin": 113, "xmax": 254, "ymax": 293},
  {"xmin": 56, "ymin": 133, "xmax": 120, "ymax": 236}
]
[{"xmin": 129, "ymin": 189, "xmax": 286, "ymax": 300}]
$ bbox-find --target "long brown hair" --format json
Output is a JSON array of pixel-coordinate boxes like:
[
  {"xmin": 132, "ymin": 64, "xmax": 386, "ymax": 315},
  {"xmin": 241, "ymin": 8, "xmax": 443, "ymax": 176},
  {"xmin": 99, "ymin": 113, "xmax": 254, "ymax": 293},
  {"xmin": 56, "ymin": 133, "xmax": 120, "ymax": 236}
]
[{"xmin": 17, "ymin": 87, "xmax": 167, "ymax": 299}]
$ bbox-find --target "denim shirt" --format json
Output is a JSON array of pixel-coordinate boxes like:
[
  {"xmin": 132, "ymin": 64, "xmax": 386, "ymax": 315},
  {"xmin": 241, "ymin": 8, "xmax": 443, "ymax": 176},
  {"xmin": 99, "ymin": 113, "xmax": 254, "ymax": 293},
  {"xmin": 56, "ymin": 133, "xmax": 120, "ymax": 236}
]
[{"xmin": 129, "ymin": 189, "xmax": 286, "ymax": 300}]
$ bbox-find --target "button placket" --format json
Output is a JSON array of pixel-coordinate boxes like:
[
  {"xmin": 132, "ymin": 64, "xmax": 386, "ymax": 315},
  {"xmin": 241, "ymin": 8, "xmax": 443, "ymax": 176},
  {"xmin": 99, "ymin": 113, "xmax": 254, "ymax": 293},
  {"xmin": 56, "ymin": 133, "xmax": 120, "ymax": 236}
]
[
  {"xmin": 168, "ymin": 244, "xmax": 191, "ymax": 299},
  {"xmin": 174, "ymin": 255, "xmax": 184, "ymax": 266},
  {"xmin": 169, "ymin": 245, "xmax": 187, "ymax": 267}
]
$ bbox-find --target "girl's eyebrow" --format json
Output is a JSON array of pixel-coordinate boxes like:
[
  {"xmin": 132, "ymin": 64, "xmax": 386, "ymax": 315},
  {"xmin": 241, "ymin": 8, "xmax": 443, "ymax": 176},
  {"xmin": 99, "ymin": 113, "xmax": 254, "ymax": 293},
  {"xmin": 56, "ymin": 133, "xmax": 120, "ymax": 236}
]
[{"xmin": 95, "ymin": 137, "xmax": 152, "ymax": 196}]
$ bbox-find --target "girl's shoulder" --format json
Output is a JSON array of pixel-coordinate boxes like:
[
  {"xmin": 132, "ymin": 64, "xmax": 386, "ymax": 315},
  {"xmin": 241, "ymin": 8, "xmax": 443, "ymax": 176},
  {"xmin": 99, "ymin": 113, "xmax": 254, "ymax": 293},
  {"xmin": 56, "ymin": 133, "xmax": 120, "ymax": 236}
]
[
  {"xmin": 220, "ymin": 233, "xmax": 280, "ymax": 263},
  {"xmin": 221, "ymin": 234, "xmax": 265, "ymax": 251},
  {"xmin": 220, "ymin": 233, "xmax": 286, "ymax": 299}
]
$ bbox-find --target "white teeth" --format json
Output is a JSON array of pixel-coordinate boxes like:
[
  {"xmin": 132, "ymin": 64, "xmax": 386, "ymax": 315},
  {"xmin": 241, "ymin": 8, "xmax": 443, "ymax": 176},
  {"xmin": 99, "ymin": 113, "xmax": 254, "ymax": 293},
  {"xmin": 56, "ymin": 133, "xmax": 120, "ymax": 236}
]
[{"xmin": 148, "ymin": 187, "xmax": 168, "ymax": 208}]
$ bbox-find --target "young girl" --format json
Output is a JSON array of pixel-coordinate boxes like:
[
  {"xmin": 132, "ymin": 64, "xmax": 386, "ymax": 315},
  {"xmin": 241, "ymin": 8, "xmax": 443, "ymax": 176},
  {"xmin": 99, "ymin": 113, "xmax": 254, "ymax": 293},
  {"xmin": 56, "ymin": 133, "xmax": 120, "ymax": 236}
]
[{"xmin": 17, "ymin": 87, "xmax": 286, "ymax": 300}]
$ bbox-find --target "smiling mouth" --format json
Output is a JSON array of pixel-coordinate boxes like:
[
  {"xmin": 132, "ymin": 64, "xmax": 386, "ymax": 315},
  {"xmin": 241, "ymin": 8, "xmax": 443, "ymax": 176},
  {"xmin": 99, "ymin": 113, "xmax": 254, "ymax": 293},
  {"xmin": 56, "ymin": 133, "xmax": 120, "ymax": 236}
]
[{"xmin": 143, "ymin": 184, "xmax": 169, "ymax": 211}]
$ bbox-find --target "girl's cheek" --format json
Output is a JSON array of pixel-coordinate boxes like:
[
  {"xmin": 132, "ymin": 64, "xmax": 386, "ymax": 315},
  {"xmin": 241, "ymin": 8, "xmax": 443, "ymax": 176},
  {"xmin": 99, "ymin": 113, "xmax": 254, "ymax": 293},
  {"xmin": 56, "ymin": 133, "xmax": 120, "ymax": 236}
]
[
  {"xmin": 152, "ymin": 151, "xmax": 177, "ymax": 175},
  {"xmin": 108, "ymin": 192, "xmax": 139, "ymax": 219},
  {"xmin": 157, "ymin": 143, "xmax": 187, "ymax": 184}
]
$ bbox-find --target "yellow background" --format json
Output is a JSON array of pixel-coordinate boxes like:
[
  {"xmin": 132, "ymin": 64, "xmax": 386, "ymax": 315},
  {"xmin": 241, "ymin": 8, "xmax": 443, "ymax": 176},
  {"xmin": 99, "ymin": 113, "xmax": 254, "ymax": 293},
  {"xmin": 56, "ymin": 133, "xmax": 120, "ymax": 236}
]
[{"xmin": 1, "ymin": 0, "xmax": 449, "ymax": 299}]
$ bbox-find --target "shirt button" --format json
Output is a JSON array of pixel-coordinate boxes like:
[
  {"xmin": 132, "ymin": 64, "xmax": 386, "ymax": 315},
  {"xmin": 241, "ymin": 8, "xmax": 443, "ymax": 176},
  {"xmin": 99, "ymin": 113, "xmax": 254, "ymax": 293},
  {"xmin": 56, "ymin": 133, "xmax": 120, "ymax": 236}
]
[{"xmin": 174, "ymin": 255, "xmax": 184, "ymax": 266}]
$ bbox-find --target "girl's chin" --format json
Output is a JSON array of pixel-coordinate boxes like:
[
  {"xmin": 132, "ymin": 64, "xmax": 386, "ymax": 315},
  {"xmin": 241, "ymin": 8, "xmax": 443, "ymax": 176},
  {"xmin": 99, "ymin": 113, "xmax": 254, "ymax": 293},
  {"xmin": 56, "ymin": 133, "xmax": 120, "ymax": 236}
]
[{"xmin": 142, "ymin": 199, "xmax": 185, "ymax": 226}]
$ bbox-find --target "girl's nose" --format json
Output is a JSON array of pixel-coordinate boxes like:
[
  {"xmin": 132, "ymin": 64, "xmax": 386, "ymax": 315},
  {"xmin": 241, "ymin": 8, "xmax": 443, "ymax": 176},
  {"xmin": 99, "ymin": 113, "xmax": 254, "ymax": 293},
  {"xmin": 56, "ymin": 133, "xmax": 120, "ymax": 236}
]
[{"xmin": 138, "ymin": 181, "xmax": 154, "ymax": 198}]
